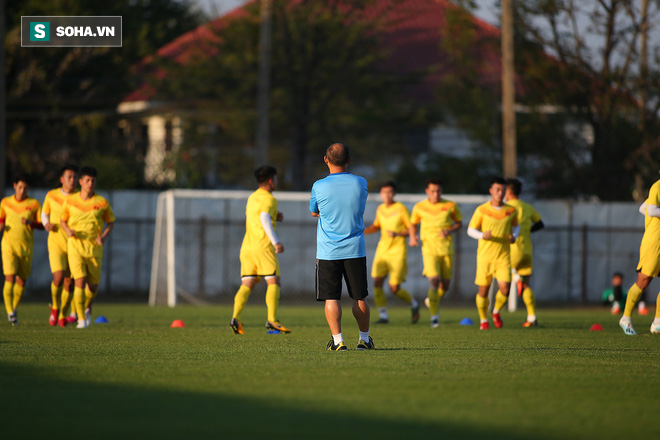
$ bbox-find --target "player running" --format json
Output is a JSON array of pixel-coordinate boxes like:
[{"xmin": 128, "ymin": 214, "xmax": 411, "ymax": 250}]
[
  {"xmin": 467, "ymin": 177, "xmax": 519, "ymax": 330},
  {"xmin": 60, "ymin": 167, "xmax": 115, "ymax": 329},
  {"xmin": 410, "ymin": 178, "xmax": 462, "ymax": 328},
  {"xmin": 42, "ymin": 164, "xmax": 79, "ymax": 327},
  {"xmin": 619, "ymin": 170, "xmax": 660, "ymax": 335},
  {"xmin": 364, "ymin": 181, "xmax": 419, "ymax": 324},
  {"xmin": 230, "ymin": 166, "xmax": 290, "ymax": 335},
  {"xmin": 505, "ymin": 178, "xmax": 544, "ymax": 327},
  {"xmin": 1, "ymin": 174, "xmax": 43, "ymax": 326}
]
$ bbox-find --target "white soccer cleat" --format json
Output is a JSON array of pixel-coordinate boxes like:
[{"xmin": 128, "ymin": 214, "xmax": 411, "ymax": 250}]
[
  {"xmin": 619, "ymin": 318, "xmax": 637, "ymax": 336},
  {"xmin": 84, "ymin": 307, "xmax": 92, "ymax": 326},
  {"xmin": 651, "ymin": 323, "xmax": 660, "ymax": 334},
  {"xmin": 76, "ymin": 319, "xmax": 88, "ymax": 329}
]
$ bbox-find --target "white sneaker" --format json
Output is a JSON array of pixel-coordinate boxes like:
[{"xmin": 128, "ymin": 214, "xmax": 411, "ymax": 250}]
[
  {"xmin": 619, "ymin": 318, "xmax": 637, "ymax": 336},
  {"xmin": 76, "ymin": 319, "xmax": 88, "ymax": 329},
  {"xmin": 651, "ymin": 323, "xmax": 660, "ymax": 334},
  {"xmin": 84, "ymin": 307, "xmax": 92, "ymax": 326}
]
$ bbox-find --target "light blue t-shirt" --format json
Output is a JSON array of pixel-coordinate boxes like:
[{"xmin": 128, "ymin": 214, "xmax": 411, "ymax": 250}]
[{"xmin": 310, "ymin": 172, "xmax": 368, "ymax": 260}]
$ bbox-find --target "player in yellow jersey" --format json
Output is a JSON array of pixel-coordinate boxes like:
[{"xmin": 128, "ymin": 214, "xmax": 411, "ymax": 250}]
[
  {"xmin": 505, "ymin": 178, "xmax": 544, "ymax": 327},
  {"xmin": 619, "ymin": 169, "xmax": 660, "ymax": 335},
  {"xmin": 364, "ymin": 181, "xmax": 418, "ymax": 324},
  {"xmin": 467, "ymin": 177, "xmax": 519, "ymax": 330},
  {"xmin": 230, "ymin": 166, "xmax": 290, "ymax": 335},
  {"xmin": 60, "ymin": 167, "xmax": 115, "ymax": 329},
  {"xmin": 410, "ymin": 178, "xmax": 462, "ymax": 328},
  {"xmin": 1, "ymin": 174, "xmax": 43, "ymax": 326},
  {"xmin": 42, "ymin": 164, "xmax": 79, "ymax": 327}
]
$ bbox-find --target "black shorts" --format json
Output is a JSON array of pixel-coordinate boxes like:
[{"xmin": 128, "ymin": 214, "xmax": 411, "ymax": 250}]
[{"xmin": 315, "ymin": 257, "xmax": 369, "ymax": 301}]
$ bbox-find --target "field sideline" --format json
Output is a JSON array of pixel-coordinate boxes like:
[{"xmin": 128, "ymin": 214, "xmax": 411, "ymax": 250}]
[{"xmin": 1, "ymin": 304, "xmax": 658, "ymax": 439}]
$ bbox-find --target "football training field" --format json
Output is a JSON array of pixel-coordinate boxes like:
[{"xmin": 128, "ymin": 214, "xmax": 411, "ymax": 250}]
[{"xmin": 1, "ymin": 304, "xmax": 657, "ymax": 439}]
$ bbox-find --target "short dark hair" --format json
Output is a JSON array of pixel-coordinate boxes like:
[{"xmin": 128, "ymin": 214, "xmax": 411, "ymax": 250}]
[
  {"xmin": 325, "ymin": 143, "xmax": 350, "ymax": 166},
  {"xmin": 255, "ymin": 165, "xmax": 277, "ymax": 184},
  {"xmin": 380, "ymin": 180, "xmax": 396, "ymax": 191},
  {"xmin": 506, "ymin": 178, "xmax": 522, "ymax": 196},
  {"xmin": 612, "ymin": 272, "xmax": 624, "ymax": 279},
  {"xmin": 425, "ymin": 178, "xmax": 442, "ymax": 188},
  {"xmin": 60, "ymin": 164, "xmax": 78, "ymax": 177},
  {"xmin": 13, "ymin": 173, "xmax": 31, "ymax": 185},
  {"xmin": 490, "ymin": 176, "xmax": 506, "ymax": 187},
  {"xmin": 80, "ymin": 166, "xmax": 97, "ymax": 179}
]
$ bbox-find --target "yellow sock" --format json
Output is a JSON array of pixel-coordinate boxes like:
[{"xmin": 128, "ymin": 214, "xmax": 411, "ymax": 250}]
[
  {"xmin": 3, "ymin": 282, "xmax": 13, "ymax": 315},
  {"xmin": 84, "ymin": 286, "xmax": 96, "ymax": 310},
  {"xmin": 232, "ymin": 285, "xmax": 252, "ymax": 320},
  {"xmin": 73, "ymin": 287, "xmax": 85, "ymax": 322},
  {"xmin": 476, "ymin": 294, "xmax": 489, "ymax": 321},
  {"xmin": 522, "ymin": 287, "xmax": 536, "ymax": 316},
  {"xmin": 373, "ymin": 287, "xmax": 387, "ymax": 308},
  {"xmin": 51, "ymin": 282, "xmax": 62, "ymax": 311},
  {"xmin": 394, "ymin": 288, "xmax": 412, "ymax": 304},
  {"xmin": 428, "ymin": 288, "xmax": 439, "ymax": 316},
  {"xmin": 11, "ymin": 284, "xmax": 24, "ymax": 310},
  {"xmin": 60, "ymin": 287, "xmax": 74, "ymax": 320},
  {"xmin": 656, "ymin": 292, "xmax": 660, "ymax": 319},
  {"xmin": 623, "ymin": 284, "xmax": 643, "ymax": 318},
  {"xmin": 494, "ymin": 290, "xmax": 508, "ymax": 313},
  {"xmin": 265, "ymin": 284, "xmax": 280, "ymax": 322}
]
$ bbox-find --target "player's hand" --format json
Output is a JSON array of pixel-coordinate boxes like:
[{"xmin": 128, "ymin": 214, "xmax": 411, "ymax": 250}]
[
  {"xmin": 66, "ymin": 229, "xmax": 76, "ymax": 238},
  {"xmin": 276, "ymin": 211, "xmax": 284, "ymax": 222},
  {"xmin": 96, "ymin": 236, "xmax": 105, "ymax": 246},
  {"xmin": 44, "ymin": 222, "xmax": 54, "ymax": 232},
  {"xmin": 274, "ymin": 242, "xmax": 284, "ymax": 254},
  {"xmin": 21, "ymin": 218, "xmax": 28, "ymax": 226},
  {"xmin": 311, "ymin": 212, "xmax": 319, "ymax": 218},
  {"xmin": 509, "ymin": 234, "xmax": 516, "ymax": 243},
  {"xmin": 482, "ymin": 230, "xmax": 492, "ymax": 240},
  {"xmin": 387, "ymin": 230, "xmax": 397, "ymax": 238},
  {"xmin": 409, "ymin": 236, "xmax": 419, "ymax": 247},
  {"xmin": 439, "ymin": 229, "xmax": 450, "ymax": 238}
]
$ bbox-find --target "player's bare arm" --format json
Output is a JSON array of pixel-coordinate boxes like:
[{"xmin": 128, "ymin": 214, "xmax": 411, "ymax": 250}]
[
  {"xmin": 364, "ymin": 224, "xmax": 380, "ymax": 234},
  {"xmin": 311, "ymin": 211, "xmax": 319, "ymax": 218},
  {"xmin": 440, "ymin": 220, "xmax": 463, "ymax": 238},
  {"xmin": 409, "ymin": 224, "xmax": 419, "ymax": 246},
  {"xmin": 96, "ymin": 222, "xmax": 115, "ymax": 245},
  {"xmin": 60, "ymin": 219, "xmax": 76, "ymax": 238}
]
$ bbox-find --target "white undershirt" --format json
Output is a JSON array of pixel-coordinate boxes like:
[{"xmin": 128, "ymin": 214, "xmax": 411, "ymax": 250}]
[
  {"xmin": 467, "ymin": 204, "xmax": 520, "ymax": 240},
  {"xmin": 639, "ymin": 202, "xmax": 660, "ymax": 218},
  {"xmin": 260, "ymin": 211, "xmax": 279, "ymax": 245}
]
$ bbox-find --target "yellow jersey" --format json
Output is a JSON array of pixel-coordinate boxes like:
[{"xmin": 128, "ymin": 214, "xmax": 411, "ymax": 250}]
[
  {"xmin": 240, "ymin": 188, "xmax": 278, "ymax": 254},
  {"xmin": 43, "ymin": 188, "xmax": 78, "ymax": 251},
  {"xmin": 0, "ymin": 196, "xmax": 41, "ymax": 256},
  {"xmin": 507, "ymin": 198, "xmax": 541, "ymax": 256},
  {"xmin": 468, "ymin": 201, "xmax": 518, "ymax": 261},
  {"xmin": 373, "ymin": 202, "xmax": 411, "ymax": 257},
  {"xmin": 641, "ymin": 180, "xmax": 660, "ymax": 246},
  {"xmin": 410, "ymin": 198, "xmax": 462, "ymax": 255},
  {"xmin": 61, "ymin": 192, "xmax": 115, "ymax": 257}
]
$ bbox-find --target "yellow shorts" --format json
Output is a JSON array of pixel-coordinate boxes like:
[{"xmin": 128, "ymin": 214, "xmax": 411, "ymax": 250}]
[
  {"xmin": 637, "ymin": 237, "xmax": 660, "ymax": 278},
  {"xmin": 422, "ymin": 253, "xmax": 454, "ymax": 279},
  {"xmin": 48, "ymin": 237, "xmax": 70, "ymax": 275},
  {"xmin": 511, "ymin": 250, "xmax": 533, "ymax": 277},
  {"xmin": 68, "ymin": 244, "xmax": 103, "ymax": 285},
  {"xmin": 1, "ymin": 246, "xmax": 32, "ymax": 280},
  {"xmin": 475, "ymin": 255, "xmax": 511, "ymax": 287},
  {"xmin": 240, "ymin": 249, "xmax": 280, "ymax": 277},
  {"xmin": 371, "ymin": 253, "xmax": 407, "ymax": 285}
]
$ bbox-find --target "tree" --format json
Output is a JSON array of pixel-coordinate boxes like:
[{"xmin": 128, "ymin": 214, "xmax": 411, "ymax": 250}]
[
  {"xmin": 5, "ymin": 0, "xmax": 203, "ymax": 188},
  {"xmin": 152, "ymin": 0, "xmax": 429, "ymax": 190}
]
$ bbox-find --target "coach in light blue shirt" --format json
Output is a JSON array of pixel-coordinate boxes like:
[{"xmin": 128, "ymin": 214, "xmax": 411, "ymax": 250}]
[{"xmin": 310, "ymin": 143, "xmax": 374, "ymax": 351}]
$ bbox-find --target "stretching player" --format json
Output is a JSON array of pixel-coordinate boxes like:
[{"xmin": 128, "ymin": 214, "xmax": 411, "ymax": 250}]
[
  {"xmin": 60, "ymin": 167, "xmax": 115, "ymax": 329},
  {"xmin": 230, "ymin": 166, "xmax": 290, "ymax": 335},
  {"xmin": 364, "ymin": 181, "xmax": 418, "ymax": 324},
  {"xmin": 505, "ymin": 178, "xmax": 544, "ymax": 327},
  {"xmin": 410, "ymin": 179, "xmax": 462, "ymax": 328},
  {"xmin": 467, "ymin": 177, "xmax": 519, "ymax": 330},
  {"xmin": 42, "ymin": 164, "xmax": 79, "ymax": 327},
  {"xmin": 1, "ymin": 174, "xmax": 43, "ymax": 326},
  {"xmin": 619, "ymin": 170, "xmax": 660, "ymax": 335}
]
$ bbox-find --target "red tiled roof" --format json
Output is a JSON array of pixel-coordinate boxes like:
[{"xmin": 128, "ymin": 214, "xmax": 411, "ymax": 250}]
[{"xmin": 123, "ymin": 0, "xmax": 503, "ymax": 103}]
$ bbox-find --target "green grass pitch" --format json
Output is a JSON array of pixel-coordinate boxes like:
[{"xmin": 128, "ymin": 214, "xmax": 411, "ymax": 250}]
[{"xmin": 1, "ymin": 303, "xmax": 658, "ymax": 439}]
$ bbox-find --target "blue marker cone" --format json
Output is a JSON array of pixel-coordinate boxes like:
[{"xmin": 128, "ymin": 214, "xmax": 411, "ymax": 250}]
[
  {"xmin": 459, "ymin": 317, "xmax": 474, "ymax": 326},
  {"xmin": 267, "ymin": 329, "xmax": 281, "ymax": 334},
  {"xmin": 95, "ymin": 316, "xmax": 109, "ymax": 324}
]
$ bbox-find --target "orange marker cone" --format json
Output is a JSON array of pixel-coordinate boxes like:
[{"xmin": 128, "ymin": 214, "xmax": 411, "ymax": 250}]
[
  {"xmin": 589, "ymin": 323, "xmax": 604, "ymax": 331},
  {"xmin": 170, "ymin": 319, "xmax": 186, "ymax": 328}
]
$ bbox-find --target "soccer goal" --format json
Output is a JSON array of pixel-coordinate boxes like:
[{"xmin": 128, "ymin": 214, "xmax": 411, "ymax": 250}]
[{"xmin": 149, "ymin": 189, "xmax": 319, "ymax": 307}]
